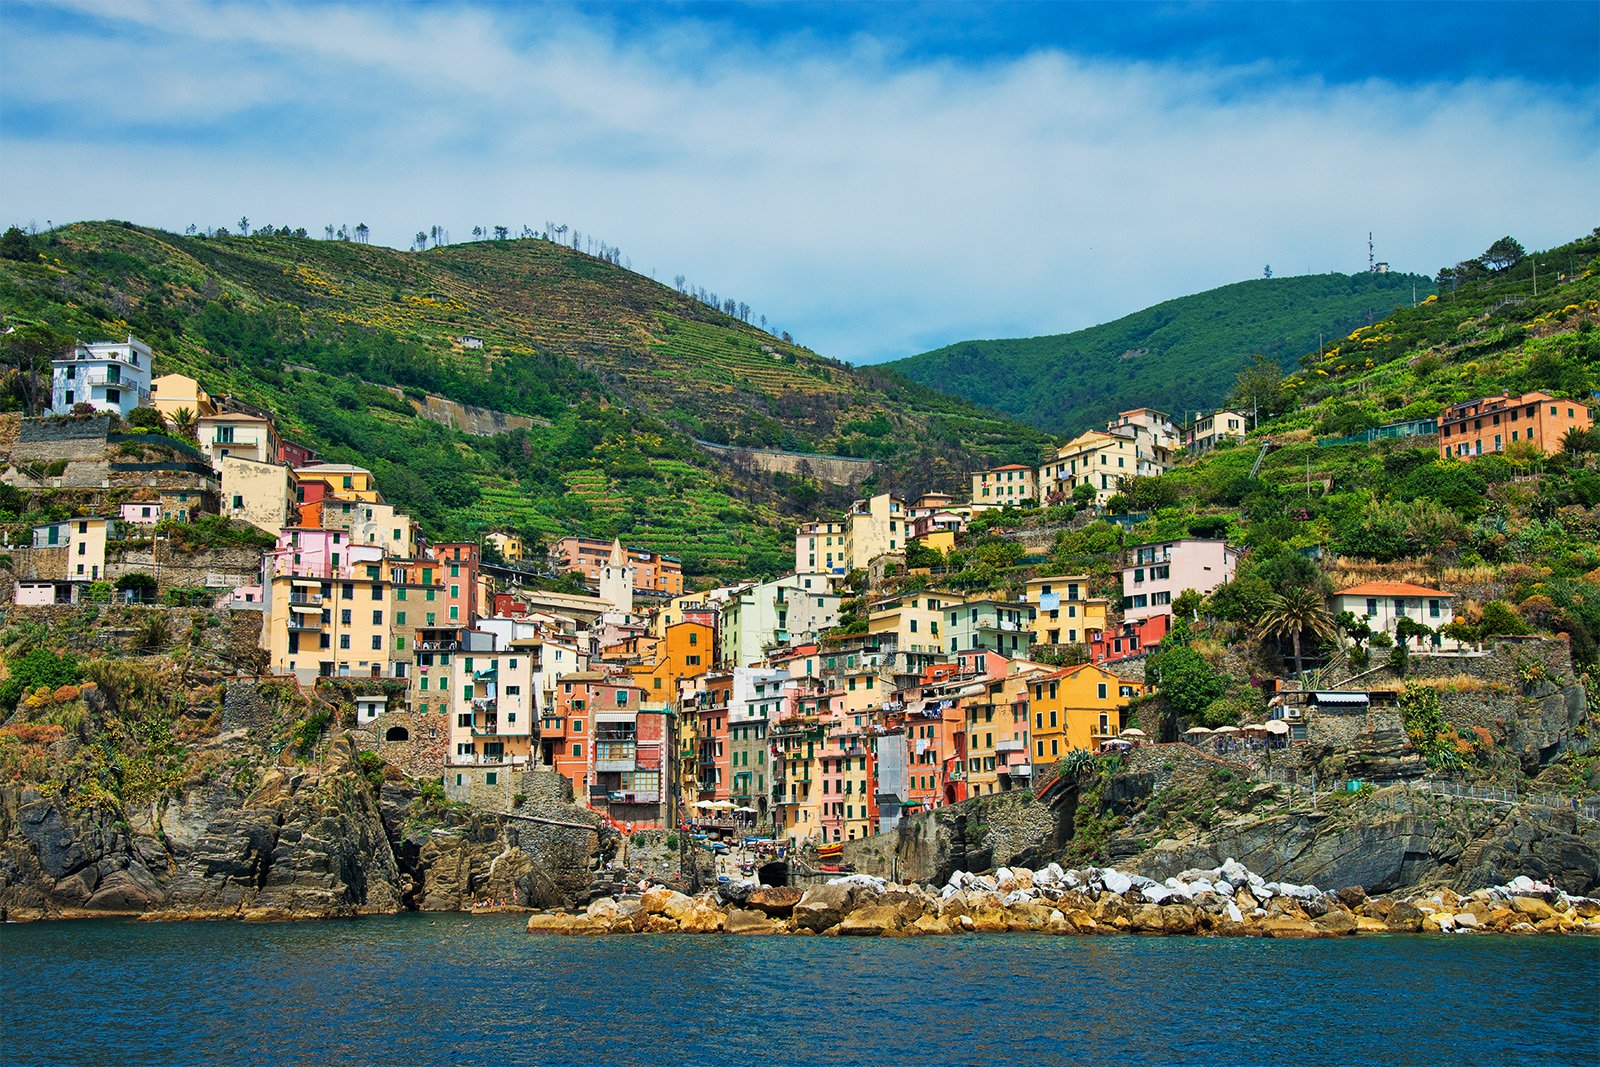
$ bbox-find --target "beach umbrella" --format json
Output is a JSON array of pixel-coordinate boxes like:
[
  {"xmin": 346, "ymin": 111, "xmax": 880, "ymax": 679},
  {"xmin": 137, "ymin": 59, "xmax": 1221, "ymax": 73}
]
[
  {"xmin": 1263, "ymin": 720, "xmax": 1290, "ymax": 735},
  {"xmin": 693, "ymin": 800, "xmax": 716, "ymax": 809},
  {"xmin": 1120, "ymin": 728, "xmax": 1146, "ymax": 737},
  {"xmin": 1184, "ymin": 726, "xmax": 1213, "ymax": 736},
  {"xmin": 1214, "ymin": 726, "xmax": 1241, "ymax": 734}
]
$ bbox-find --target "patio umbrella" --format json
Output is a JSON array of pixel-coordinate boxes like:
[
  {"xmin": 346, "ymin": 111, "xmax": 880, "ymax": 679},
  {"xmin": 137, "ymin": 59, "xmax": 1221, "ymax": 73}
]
[
  {"xmin": 1263, "ymin": 720, "xmax": 1290, "ymax": 734},
  {"xmin": 1184, "ymin": 726, "xmax": 1214, "ymax": 735},
  {"xmin": 1120, "ymin": 728, "xmax": 1146, "ymax": 737},
  {"xmin": 1214, "ymin": 726, "xmax": 1242, "ymax": 734},
  {"xmin": 693, "ymin": 800, "xmax": 716, "ymax": 809}
]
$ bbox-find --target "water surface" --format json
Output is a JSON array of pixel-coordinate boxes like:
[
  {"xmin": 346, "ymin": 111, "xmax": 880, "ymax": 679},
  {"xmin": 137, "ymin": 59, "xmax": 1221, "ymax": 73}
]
[{"xmin": 3, "ymin": 916, "xmax": 1596, "ymax": 1066}]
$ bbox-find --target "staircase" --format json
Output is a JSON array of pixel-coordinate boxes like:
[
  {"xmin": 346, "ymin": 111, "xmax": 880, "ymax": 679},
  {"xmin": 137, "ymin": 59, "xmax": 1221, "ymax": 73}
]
[{"xmin": 1249, "ymin": 440, "xmax": 1273, "ymax": 478}]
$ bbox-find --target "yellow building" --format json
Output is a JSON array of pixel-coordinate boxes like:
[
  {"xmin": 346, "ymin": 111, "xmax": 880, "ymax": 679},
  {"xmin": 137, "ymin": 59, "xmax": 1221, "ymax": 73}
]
[
  {"xmin": 295, "ymin": 464, "xmax": 384, "ymax": 503},
  {"xmin": 1028, "ymin": 663, "xmax": 1141, "ymax": 763},
  {"xmin": 66, "ymin": 517, "xmax": 113, "ymax": 582},
  {"xmin": 445, "ymin": 646, "xmax": 538, "ymax": 768},
  {"xmin": 263, "ymin": 567, "xmax": 414, "ymax": 684},
  {"xmin": 1038, "ymin": 430, "xmax": 1140, "ymax": 505},
  {"xmin": 1025, "ymin": 574, "xmax": 1110, "ymax": 646},
  {"xmin": 843, "ymin": 493, "xmax": 906, "ymax": 570},
  {"xmin": 485, "ymin": 531, "xmax": 524, "ymax": 562},
  {"xmin": 865, "ymin": 592, "xmax": 951, "ymax": 656},
  {"xmin": 221, "ymin": 455, "xmax": 298, "ymax": 536},
  {"xmin": 350, "ymin": 502, "xmax": 419, "ymax": 559},
  {"xmin": 969, "ymin": 463, "xmax": 1038, "ymax": 505},
  {"xmin": 199, "ymin": 412, "xmax": 280, "ymax": 470},
  {"xmin": 149, "ymin": 373, "xmax": 217, "ymax": 420}
]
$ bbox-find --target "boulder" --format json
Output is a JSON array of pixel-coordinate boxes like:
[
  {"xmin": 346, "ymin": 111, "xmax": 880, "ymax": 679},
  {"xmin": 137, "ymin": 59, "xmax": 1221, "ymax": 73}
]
[
  {"xmin": 726, "ymin": 907, "xmax": 782, "ymax": 935},
  {"xmin": 1100, "ymin": 869, "xmax": 1133, "ymax": 895},
  {"xmin": 837, "ymin": 904, "xmax": 909, "ymax": 937},
  {"xmin": 905, "ymin": 912, "xmax": 956, "ymax": 936},
  {"xmin": 678, "ymin": 898, "xmax": 728, "ymax": 934},
  {"xmin": 794, "ymin": 884, "xmax": 857, "ymax": 932},
  {"xmin": 1312, "ymin": 907, "xmax": 1358, "ymax": 935},
  {"xmin": 1510, "ymin": 896, "xmax": 1558, "ymax": 922},
  {"xmin": 747, "ymin": 885, "xmax": 804, "ymax": 917}
]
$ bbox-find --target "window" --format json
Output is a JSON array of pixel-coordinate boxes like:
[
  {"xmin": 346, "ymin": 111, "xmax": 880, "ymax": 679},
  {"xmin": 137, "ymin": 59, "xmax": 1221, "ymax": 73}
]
[
  {"xmin": 486, "ymin": 772, "xmax": 497, "ymax": 786},
  {"xmin": 340, "ymin": 635, "xmax": 351, "ymax": 649},
  {"xmin": 1097, "ymin": 682, "xmax": 1108, "ymax": 700},
  {"xmin": 458, "ymin": 713, "xmax": 472, "ymax": 728},
  {"xmin": 571, "ymin": 743, "xmax": 583, "ymax": 757},
  {"xmin": 372, "ymin": 610, "xmax": 383, "ymax": 625},
  {"xmin": 371, "ymin": 636, "xmax": 382, "ymax": 650}
]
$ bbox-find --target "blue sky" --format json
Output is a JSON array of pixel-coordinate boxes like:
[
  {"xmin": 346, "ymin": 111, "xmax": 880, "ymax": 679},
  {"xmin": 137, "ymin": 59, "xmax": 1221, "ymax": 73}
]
[{"xmin": 2, "ymin": 1, "xmax": 1596, "ymax": 363}]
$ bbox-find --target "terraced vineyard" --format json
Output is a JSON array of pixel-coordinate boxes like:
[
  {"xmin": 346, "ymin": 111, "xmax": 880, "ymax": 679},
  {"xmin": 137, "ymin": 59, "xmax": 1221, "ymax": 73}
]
[{"xmin": 1, "ymin": 221, "xmax": 1046, "ymax": 580}]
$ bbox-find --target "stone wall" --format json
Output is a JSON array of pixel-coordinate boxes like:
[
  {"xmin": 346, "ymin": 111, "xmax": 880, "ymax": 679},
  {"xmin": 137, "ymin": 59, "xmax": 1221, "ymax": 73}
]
[
  {"xmin": 444, "ymin": 766, "xmax": 576, "ymax": 812},
  {"xmin": 348, "ymin": 709, "xmax": 448, "ymax": 780},
  {"xmin": 693, "ymin": 439, "xmax": 878, "ymax": 486},
  {"xmin": 842, "ymin": 789, "xmax": 1062, "ymax": 883}
]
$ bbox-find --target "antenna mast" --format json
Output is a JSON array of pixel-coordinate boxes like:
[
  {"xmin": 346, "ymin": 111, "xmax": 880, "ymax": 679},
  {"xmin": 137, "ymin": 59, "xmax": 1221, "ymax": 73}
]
[{"xmin": 1368, "ymin": 232, "xmax": 1374, "ymax": 273}]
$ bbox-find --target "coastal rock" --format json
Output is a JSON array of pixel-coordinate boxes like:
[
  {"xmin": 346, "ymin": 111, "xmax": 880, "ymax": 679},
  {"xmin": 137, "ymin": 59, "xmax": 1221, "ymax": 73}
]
[
  {"xmin": 794, "ymin": 884, "xmax": 858, "ymax": 932},
  {"xmin": 747, "ymin": 886, "xmax": 803, "ymax": 917},
  {"xmin": 726, "ymin": 907, "xmax": 782, "ymax": 935},
  {"xmin": 677, "ymin": 898, "xmax": 728, "ymax": 934}
]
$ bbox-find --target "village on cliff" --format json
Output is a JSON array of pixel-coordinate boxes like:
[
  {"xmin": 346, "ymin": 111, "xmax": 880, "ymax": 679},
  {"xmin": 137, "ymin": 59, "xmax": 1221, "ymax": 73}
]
[{"xmin": 4, "ymin": 334, "xmax": 1598, "ymax": 933}]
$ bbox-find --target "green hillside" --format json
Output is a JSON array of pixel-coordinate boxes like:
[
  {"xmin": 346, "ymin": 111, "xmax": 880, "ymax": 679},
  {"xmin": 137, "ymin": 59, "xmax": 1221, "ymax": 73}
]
[
  {"xmin": 887, "ymin": 270, "xmax": 1434, "ymax": 433},
  {"xmin": 935, "ymin": 231, "xmax": 1600, "ymax": 674},
  {"xmin": 0, "ymin": 222, "xmax": 1050, "ymax": 579}
]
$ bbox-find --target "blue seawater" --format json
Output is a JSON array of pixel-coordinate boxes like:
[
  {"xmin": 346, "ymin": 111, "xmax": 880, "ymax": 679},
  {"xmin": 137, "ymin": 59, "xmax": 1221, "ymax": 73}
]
[{"xmin": 2, "ymin": 915, "xmax": 1596, "ymax": 1066}]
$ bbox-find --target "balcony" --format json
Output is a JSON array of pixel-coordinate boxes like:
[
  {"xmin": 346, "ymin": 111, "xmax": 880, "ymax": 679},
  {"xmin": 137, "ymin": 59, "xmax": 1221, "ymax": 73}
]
[
  {"xmin": 995, "ymin": 738, "xmax": 1026, "ymax": 754},
  {"xmin": 286, "ymin": 619, "xmax": 322, "ymax": 632},
  {"xmin": 472, "ymin": 698, "xmax": 498, "ymax": 713},
  {"xmin": 470, "ymin": 719, "xmax": 501, "ymax": 736},
  {"xmin": 288, "ymin": 593, "xmax": 324, "ymax": 606}
]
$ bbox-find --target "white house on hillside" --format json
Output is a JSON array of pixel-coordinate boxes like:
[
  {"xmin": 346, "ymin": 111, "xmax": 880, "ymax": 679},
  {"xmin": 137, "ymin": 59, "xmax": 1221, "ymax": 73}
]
[
  {"xmin": 1331, "ymin": 581, "xmax": 1460, "ymax": 650},
  {"xmin": 50, "ymin": 336, "xmax": 153, "ymax": 417}
]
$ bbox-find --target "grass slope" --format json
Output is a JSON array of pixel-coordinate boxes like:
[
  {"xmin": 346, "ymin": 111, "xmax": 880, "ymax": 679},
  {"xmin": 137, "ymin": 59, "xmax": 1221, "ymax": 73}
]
[
  {"xmin": 1, "ymin": 222, "xmax": 1050, "ymax": 580},
  {"xmin": 887, "ymin": 271, "xmax": 1434, "ymax": 434}
]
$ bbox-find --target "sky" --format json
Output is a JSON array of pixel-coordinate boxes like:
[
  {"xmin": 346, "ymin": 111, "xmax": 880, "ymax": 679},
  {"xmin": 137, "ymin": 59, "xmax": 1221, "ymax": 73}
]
[{"xmin": 2, "ymin": 1, "xmax": 1596, "ymax": 364}]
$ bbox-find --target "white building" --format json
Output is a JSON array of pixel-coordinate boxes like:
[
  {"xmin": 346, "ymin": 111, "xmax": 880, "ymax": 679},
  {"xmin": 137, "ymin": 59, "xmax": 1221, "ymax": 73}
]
[
  {"xmin": 51, "ymin": 337, "xmax": 153, "ymax": 417},
  {"xmin": 1331, "ymin": 582, "xmax": 1460, "ymax": 650}
]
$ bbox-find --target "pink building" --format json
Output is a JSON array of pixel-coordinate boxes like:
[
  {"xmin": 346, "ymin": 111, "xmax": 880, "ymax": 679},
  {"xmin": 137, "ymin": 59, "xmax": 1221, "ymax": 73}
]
[
  {"xmin": 119, "ymin": 502, "xmax": 164, "ymax": 525},
  {"xmin": 1122, "ymin": 538, "xmax": 1240, "ymax": 623},
  {"xmin": 264, "ymin": 527, "xmax": 386, "ymax": 580}
]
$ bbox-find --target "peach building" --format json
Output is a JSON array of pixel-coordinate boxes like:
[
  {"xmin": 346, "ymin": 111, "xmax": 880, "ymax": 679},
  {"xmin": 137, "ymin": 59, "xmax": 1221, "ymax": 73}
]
[{"xmin": 1439, "ymin": 392, "xmax": 1593, "ymax": 459}]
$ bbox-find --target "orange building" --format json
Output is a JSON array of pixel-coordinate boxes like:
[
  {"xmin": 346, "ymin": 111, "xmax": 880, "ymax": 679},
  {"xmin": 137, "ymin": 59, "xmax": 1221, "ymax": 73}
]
[
  {"xmin": 1439, "ymin": 391, "xmax": 1593, "ymax": 459},
  {"xmin": 550, "ymin": 536, "xmax": 685, "ymax": 596},
  {"xmin": 632, "ymin": 620, "xmax": 715, "ymax": 699}
]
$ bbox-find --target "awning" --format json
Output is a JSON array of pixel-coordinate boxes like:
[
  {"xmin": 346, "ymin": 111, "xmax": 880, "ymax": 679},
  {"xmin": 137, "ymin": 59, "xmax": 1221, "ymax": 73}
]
[
  {"xmin": 289, "ymin": 603, "xmax": 320, "ymax": 613},
  {"xmin": 1311, "ymin": 691, "xmax": 1369, "ymax": 706}
]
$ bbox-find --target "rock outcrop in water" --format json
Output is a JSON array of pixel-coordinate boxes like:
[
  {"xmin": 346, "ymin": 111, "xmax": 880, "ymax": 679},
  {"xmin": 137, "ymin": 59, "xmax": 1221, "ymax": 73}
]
[
  {"xmin": 525, "ymin": 862, "xmax": 1600, "ymax": 938},
  {"xmin": 0, "ymin": 727, "xmax": 610, "ymax": 921}
]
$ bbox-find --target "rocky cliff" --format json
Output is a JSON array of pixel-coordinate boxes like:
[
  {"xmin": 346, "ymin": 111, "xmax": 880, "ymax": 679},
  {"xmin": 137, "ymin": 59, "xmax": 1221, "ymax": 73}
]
[{"xmin": 0, "ymin": 673, "xmax": 611, "ymax": 920}]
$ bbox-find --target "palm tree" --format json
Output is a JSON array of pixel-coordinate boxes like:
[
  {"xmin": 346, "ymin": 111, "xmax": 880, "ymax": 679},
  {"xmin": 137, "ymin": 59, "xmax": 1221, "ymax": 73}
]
[
  {"xmin": 170, "ymin": 406, "xmax": 198, "ymax": 443},
  {"xmin": 1257, "ymin": 585, "xmax": 1336, "ymax": 679}
]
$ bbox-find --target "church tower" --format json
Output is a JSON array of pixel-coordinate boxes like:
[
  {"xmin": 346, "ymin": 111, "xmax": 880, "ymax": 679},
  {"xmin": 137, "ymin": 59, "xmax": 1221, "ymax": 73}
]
[{"xmin": 598, "ymin": 537, "xmax": 635, "ymax": 616}]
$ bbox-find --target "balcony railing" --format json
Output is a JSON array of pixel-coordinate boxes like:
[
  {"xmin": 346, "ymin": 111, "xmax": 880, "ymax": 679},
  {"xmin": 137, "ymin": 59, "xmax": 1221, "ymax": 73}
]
[
  {"xmin": 289, "ymin": 594, "xmax": 323, "ymax": 606},
  {"xmin": 286, "ymin": 620, "xmax": 322, "ymax": 632},
  {"xmin": 995, "ymin": 738, "xmax": 1025, "ymax": 753}
]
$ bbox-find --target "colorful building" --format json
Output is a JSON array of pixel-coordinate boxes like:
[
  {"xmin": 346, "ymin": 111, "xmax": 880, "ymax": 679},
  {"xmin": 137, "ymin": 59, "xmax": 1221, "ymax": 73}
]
[
  {"xmin": 969, "ymin": 463, "xmax": 1038, "ymax": 505},
  {"xmin": 1438, "ymin": 392, "xmax": 1593, "ymax": 459},
  {"xmin": 51, "ymin": 337, "xmax": 153, "ymax": 417},
  {"xmin": 1038, "ymin": 429, "xmax": 1140, "ymax": 505},
  {"xmin": 1122, "ymin": 538, "xmax": 1239, "ymax": 623},
  {"xmin": 1029, "ymin": 663, "xmax": 1141, "ymax": 762},
  {"xmin": 1024, "ymin": 574, "xmax": 1109, "ymax": 647}
]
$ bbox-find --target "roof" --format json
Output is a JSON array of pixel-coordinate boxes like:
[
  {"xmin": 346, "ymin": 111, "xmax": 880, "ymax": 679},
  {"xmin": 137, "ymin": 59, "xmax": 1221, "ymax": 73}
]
[
  {"xmin": 1311, "ymin": 691, "xmax": 1370, "ymax": 705},
  {"xmin": 1334, "ymin": 581, "xmax": 1451, "ymax": 598},
  {"xmin": 983, "ymin": 463, "xmax": 1032, "ymax": 472}
]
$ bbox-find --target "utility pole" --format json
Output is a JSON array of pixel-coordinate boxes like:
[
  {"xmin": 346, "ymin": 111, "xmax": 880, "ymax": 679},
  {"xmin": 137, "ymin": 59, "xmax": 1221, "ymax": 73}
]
[{"xmin": 1368, "ymin": 232, "xmax": 1374, "ymax": 274}]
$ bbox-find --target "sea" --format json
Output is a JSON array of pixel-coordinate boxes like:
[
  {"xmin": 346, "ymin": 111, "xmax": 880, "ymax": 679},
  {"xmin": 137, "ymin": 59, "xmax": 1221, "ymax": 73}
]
[{"xmin": 2, "ymin": 915, "xmax": 1596, "ymax": 1066}]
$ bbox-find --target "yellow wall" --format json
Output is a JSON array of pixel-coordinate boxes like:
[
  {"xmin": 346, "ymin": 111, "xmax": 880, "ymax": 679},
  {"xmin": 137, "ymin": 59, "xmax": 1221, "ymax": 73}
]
[{"xmin": 1029, "ymin": 664, "xmax": 1140, "ymax": 762}]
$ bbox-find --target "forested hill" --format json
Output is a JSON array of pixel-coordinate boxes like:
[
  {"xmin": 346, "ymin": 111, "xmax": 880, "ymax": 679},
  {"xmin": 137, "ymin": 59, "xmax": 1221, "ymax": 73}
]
[
  {"xmin": 0, "ymin": 222, "xmax": 1050, "ymax": 580},
  {"xmin": 886, "ymin": 271, "xmax": 1434, "ymax": 434}
]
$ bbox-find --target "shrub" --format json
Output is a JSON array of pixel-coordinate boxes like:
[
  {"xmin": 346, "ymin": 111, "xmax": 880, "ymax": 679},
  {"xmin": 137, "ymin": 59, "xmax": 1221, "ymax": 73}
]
[{"xmin": 0, "ymin": 649, "xmax": 80, "ymax": 710}]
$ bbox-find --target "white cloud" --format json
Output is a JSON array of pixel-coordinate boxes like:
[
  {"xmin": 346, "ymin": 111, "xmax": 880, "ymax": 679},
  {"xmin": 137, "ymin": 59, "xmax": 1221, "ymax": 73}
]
[{"xmin": 3, "ymin": 2, "xmax": 1595, "ymax": 362}]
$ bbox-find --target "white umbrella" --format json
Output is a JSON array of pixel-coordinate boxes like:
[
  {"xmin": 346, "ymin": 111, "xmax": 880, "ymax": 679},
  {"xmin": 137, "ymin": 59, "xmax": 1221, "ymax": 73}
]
[
  {"xmin": 1263, "ymin": 719, "xmax": 1290, "ymax": 735},
  {"xmin": 736, "ymin": 806, "xmax": 758, "ymax": 813},
  {"xmin": 1214, "ymin": 725, "xmax": 1242, "ymax": 734},
  {"xmin": 712, "ymin": 800, "xmax": 736, "ymax": 809},
  {"xmin": 693, "ymin": 800, "xmax": 716, "ymax": 809},
  {"xmin": 1120, "ymin": 728, "xmax": 1146, "ymax": 737},
  {"xmin": 1185, "ymin": 726, "xmax": 1214, "ymax": 735}
]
